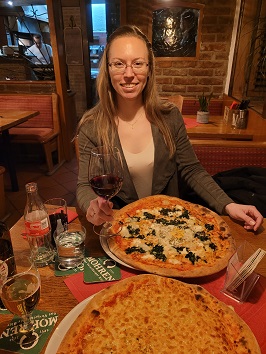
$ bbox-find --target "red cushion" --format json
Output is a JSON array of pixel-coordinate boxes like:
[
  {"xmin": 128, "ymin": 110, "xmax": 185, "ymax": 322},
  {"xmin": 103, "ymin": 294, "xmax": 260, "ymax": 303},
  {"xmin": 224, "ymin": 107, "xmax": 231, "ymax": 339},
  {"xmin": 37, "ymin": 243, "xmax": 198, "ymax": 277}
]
[
  {"xmin": 0, "ymin": 95, "xmax": 53, "ymax": 129},
  {"xmin": 193, "ymin": 146, "xmax": 266, "ymax": 175},
  {"xmin": 9, "ymin": 127, "xmax": 53, "ymax": 142}
]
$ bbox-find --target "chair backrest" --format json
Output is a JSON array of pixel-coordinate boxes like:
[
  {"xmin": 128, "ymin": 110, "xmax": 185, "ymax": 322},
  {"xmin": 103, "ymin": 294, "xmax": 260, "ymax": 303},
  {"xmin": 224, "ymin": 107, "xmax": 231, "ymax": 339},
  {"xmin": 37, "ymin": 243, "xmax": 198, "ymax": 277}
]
[
  {"xmin": 167, "ymin": 95, "xmax": 184, "ymax": 112},
  {"xmin": 0, "ymin": 93, "xmax": 58, "ymax": 130}
]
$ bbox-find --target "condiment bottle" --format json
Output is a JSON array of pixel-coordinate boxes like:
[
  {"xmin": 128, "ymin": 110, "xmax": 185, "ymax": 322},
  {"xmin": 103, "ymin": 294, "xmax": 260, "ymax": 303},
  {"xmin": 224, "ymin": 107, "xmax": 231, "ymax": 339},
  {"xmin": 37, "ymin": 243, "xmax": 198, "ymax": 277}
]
[{"xmin": 24, "ymin": 182, "xmax": 54, "ymax": 267}]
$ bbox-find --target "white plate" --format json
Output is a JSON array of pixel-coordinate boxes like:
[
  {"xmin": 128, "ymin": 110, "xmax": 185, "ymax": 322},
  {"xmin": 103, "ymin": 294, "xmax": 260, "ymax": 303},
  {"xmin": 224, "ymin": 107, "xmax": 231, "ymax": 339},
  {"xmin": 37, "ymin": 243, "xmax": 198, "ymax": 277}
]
[
  {"xmin": 100, "ymin": 236, "xmax": 137, "ymax": 269},
  {"xmin": 45, "ymin": 295, "xmax": 94, "ymax": 354}
]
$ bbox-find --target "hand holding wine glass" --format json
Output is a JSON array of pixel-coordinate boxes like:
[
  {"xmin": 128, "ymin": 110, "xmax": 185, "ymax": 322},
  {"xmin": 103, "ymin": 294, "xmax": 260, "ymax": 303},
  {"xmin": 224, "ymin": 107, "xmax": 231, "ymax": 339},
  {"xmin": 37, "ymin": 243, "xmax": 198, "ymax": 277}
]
[
  {"xmin": 0, "ymin": 255, "xmax": 41, "ymax": 346},
  {"xmin": 88, "ymin": 146, "xmax": 123, "ymax": 236}
]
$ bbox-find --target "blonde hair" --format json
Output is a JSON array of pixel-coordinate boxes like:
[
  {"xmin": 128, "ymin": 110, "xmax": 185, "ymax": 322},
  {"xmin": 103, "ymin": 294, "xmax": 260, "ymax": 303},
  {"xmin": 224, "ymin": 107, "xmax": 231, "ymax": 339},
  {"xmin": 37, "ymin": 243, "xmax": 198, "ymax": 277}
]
[{"xmin": 77, "ymin": 25, "xmax": 176, "ymax": 157}]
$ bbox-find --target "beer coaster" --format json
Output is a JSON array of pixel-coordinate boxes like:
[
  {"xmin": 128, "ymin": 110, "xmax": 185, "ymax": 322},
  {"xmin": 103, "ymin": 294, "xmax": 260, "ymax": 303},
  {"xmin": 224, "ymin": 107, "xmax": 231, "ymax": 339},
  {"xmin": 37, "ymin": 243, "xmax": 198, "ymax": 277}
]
[
  {"xmin": 0, "ymin": 309, "xmax": 58, "ymax": 353},
  {"xmin": 83, "ymin": 256, "xmax": 121, "ymax": 283},
  {"xmin": 0, "ymin": 307, "xmax": 11, "ymax": 315}
]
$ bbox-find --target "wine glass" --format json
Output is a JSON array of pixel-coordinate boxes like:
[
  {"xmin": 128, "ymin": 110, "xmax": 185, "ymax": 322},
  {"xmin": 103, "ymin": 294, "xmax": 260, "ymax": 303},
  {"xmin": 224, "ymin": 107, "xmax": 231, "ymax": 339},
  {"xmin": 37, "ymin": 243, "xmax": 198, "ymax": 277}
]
[
  {"xmin": 0, "ymin": 255, "xmax": 41, "ymax": 346},
  {"xmin": 88, "ymin": 146, "xmax": 123, "ymax": 237}
]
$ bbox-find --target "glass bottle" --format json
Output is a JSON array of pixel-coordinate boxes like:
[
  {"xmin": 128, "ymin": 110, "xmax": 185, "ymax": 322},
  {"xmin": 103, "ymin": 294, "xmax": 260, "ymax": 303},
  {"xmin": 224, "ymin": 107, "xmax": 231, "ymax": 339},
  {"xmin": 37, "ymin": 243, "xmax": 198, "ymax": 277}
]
[
  {"xmin": 0, "ymin": 221, "xmax": 14, "ymax": 262},
  {"xmin": 0, "ymin": 221, "xmax": 15, "ymax": 310},
  {"xmin": 24, "ymin": 182, "xmax": 54, "ymax": 267}
]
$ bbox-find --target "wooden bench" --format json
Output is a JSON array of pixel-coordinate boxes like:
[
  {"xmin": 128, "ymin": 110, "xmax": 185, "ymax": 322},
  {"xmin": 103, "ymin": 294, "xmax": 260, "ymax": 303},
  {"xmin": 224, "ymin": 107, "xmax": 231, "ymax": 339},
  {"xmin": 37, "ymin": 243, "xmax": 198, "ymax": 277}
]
[
  {"xmin": 192, "ymin": 141, "xmax": 266, "ymax": 175},
  {"xmin": 0, "ymin": 93, "xmax": 64, "ymax": 175}
]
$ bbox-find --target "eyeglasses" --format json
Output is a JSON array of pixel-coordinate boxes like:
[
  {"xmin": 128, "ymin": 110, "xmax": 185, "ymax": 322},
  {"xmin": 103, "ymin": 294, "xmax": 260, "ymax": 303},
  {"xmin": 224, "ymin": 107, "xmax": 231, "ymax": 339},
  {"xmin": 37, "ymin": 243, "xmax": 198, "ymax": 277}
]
[{"xmin": 108, "ymin": 60, "xmax": 149, "ymax": 74}]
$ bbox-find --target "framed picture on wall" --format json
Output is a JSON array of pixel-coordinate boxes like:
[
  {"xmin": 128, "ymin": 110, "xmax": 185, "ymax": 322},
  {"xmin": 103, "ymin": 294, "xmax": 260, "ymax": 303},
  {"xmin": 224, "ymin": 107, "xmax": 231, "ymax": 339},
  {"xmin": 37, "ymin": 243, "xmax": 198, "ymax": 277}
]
[{"xmin": 151, "ymin": 1, "xmax": 204, "ymax": 59}]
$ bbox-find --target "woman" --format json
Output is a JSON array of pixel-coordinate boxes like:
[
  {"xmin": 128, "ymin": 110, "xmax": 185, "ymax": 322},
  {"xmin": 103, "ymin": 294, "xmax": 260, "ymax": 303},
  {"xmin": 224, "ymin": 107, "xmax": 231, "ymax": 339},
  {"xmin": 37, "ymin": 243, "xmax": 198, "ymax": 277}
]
[{"xmin": 76, "ymin": 25, "xmax": 262, "ymax": 231}]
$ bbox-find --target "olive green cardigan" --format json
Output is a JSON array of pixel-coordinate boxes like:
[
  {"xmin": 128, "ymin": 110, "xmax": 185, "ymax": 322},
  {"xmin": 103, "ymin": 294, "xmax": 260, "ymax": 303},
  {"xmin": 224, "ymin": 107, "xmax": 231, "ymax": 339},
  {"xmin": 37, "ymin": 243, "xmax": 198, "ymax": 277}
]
[{"xmin": 76, "ymin": 107, "xmax": 233, "ymax": 215}]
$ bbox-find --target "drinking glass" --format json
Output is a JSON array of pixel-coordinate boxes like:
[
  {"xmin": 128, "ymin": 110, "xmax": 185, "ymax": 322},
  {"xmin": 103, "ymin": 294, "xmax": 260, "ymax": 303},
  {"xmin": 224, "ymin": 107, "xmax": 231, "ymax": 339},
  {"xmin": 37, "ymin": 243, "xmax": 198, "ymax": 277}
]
[
  {"xmin": 54, "ymin": 223, "xmax": 86, "ymax": 270},
  {"xmin": 0, "ymin": 255, "xmax": 41, "ymax": 345},
  {"xmin": 88, "ymin": 146, "xmax": 123, "ymax": 237}
]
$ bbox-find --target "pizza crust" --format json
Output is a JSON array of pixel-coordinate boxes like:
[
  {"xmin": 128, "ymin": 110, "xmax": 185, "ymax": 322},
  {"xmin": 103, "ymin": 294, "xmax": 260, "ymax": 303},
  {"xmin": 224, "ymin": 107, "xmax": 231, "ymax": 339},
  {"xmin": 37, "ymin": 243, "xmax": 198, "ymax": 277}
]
[
  {"xmin": 57, "ymin": 274, "xmax": 260, "ymax": 354},
  {"xmin": 108, "ymin": 195, "xmax": 236, "ymax": 277}
]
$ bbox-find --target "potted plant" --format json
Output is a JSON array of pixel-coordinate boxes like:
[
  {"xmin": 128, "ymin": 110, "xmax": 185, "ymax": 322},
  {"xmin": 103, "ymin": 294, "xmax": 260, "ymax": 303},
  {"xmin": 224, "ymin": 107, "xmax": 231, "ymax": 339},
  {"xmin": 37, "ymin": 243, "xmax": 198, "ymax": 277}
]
[{"xmin": 196, "ymin": 92, "xmax": 213, "ymax": 123}]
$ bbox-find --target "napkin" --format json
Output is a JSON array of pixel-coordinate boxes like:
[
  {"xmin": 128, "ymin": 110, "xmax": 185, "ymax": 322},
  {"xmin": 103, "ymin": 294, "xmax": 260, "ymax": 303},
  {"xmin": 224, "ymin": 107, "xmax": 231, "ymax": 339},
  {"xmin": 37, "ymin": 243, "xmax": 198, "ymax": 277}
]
[
  {"xmin": 64, "ymin": 269, "xmax": 266, "ymax": 352},
  {"xmin": 184, "ymin": 117, "xmax": 199, "ymax": 128},
  {"xmin": 67, "ymin": 209, "xmax": 78, "ymax": 223}
]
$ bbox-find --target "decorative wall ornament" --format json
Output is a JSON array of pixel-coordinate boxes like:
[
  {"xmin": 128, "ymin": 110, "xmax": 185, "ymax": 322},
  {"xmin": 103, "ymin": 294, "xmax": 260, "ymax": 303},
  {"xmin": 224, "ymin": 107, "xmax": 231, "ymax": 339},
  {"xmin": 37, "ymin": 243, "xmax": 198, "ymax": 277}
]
[
  {"xmin": 151, "ymin": 2, "xmax": 204, "ymax": 59},
  {"xmin": 64, "ymin": 26, "xmax": 83, "ymax": 66}
]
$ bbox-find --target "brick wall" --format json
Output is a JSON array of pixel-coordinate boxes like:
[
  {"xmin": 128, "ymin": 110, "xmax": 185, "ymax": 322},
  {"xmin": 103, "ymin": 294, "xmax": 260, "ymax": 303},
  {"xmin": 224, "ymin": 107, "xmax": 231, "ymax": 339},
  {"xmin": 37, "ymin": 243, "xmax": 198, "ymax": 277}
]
[{"xmin": 126, "ymin": 0, "xmax": 236, "ymax": 100}]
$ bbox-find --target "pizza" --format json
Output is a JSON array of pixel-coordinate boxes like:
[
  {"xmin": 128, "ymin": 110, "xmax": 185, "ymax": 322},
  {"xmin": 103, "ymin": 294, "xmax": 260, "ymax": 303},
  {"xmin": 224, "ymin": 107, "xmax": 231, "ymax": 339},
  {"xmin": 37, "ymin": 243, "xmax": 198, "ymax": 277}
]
[
  {"xmin": 57, "ymin": 274, "xmax": 261, "ymax": 354},
  {"xmin": 108, "ymin": 195, "xmax": 236, "ymax": 277}
]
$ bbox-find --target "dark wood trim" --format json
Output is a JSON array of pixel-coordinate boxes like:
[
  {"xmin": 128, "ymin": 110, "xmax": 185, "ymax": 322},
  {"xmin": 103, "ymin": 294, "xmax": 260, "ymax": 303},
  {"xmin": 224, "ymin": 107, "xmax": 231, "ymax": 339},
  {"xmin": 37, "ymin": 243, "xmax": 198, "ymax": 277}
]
[
  {"xmin": 47, "ymin": 0, "xmax": 75, "ymax": 161},
  {"xmin": 80, "ymin": 0, "xmax": 93, "ymax": 110}
]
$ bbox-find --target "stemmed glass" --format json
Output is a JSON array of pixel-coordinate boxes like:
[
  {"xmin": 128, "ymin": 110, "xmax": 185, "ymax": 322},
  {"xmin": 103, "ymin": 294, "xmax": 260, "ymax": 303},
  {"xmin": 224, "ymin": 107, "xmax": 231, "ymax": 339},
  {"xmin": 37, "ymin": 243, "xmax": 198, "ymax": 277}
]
[
  {"xmin": 88, "ymin": 146, "xmax": 123, "ymax": 237},
  {"xmin": 0, "ymin": 255, "xmax": 41, "ymax": 346}
]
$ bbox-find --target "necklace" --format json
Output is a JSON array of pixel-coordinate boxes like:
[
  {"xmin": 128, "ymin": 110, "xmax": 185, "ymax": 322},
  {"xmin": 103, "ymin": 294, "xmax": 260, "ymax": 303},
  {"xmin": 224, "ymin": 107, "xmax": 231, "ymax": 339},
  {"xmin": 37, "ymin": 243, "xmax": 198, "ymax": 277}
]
[
  {"xmin": 117, "ymin": 116, "xmax": 140, "ymax": 129},
  {"xmin": 126, "ymin": 117, "xmax": 140, "ymax": 129}
]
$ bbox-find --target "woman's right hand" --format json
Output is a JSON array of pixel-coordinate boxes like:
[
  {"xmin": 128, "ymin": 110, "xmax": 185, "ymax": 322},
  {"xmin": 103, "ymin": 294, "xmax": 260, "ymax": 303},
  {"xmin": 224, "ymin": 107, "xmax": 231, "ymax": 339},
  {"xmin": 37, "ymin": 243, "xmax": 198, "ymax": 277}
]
[{"xmin": 86, "ymin": 197, "xmax": 114, "ymax": 225}]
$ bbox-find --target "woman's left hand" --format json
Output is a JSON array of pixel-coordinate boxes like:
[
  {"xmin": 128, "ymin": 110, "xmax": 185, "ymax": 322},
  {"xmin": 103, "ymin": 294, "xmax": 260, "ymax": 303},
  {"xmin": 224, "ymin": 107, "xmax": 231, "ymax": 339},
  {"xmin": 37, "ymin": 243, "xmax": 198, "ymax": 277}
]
[{"xmin": 225, "ymin": 203, "xmax": 263, "ymax": 231}]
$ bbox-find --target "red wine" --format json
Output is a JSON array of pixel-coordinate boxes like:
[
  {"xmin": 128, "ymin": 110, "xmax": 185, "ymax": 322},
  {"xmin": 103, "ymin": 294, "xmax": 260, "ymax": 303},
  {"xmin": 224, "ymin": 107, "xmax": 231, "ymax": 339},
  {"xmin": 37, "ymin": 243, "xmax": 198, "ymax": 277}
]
[{"xmin": 90, "ymin": 174, "xmax": 123, "ymax": 199}]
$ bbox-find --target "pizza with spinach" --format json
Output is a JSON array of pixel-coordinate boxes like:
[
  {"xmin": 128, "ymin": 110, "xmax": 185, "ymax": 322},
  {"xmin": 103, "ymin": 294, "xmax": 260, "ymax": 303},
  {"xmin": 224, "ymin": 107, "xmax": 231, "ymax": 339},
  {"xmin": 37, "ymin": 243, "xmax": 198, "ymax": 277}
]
[{"xmin": 108, "ymin": 195, "xmax": 235, "ymax": 277}]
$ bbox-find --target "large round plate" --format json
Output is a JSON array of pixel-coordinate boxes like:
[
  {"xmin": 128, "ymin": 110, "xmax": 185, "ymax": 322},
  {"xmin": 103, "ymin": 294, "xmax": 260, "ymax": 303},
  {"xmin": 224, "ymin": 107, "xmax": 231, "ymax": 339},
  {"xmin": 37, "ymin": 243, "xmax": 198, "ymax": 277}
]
[
  {"xmin": 100, "ymin": 235, "xmax": 138, "ymax": 270},
  {"xmin": 45, "ymin": 296, "xmax": 93, "ymax": 354}
]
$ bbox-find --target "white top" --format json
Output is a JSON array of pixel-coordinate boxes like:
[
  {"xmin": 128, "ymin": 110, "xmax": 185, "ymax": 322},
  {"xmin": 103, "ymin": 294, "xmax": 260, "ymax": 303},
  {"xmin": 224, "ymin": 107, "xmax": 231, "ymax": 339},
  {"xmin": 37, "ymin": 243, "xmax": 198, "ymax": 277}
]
[
  {"xmin": 26, "ymin": 43, "xmax": 53, "ymax": 65},
  {"xmin": 123, "ymin": 139, "xmax": 154, "ymax": 199}
]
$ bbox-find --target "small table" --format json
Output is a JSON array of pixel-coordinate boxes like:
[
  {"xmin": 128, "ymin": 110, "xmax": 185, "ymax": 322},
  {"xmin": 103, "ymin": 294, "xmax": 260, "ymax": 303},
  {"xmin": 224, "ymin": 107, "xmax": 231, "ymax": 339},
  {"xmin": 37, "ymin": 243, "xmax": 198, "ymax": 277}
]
[
  {"xmin": 184, "ymin": 115, "xmax": 254, "ymax": 141},
  {"xmin": 1, "ymin": 209, "xmax": 266, "ymax": 353},
  {"xmin": 0, "ymin": 109, "xmax": 39, "ymax": 191}
]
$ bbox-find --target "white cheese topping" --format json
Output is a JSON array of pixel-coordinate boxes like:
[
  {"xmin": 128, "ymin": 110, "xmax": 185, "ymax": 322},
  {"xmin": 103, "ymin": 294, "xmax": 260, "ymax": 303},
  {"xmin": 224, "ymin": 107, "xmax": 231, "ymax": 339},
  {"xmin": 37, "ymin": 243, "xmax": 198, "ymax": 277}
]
[{"xmin": 122, "ymin": 205, "xmax": 217, "ymax": 265}]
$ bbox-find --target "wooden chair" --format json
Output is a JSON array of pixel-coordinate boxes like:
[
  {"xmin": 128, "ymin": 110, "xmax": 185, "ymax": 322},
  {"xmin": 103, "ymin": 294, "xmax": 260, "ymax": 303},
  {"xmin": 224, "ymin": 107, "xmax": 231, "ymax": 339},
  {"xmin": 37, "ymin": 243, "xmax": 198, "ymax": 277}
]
[{"xmin": 167, "ymin": 95, "xmax": 184, "ymax": 112}]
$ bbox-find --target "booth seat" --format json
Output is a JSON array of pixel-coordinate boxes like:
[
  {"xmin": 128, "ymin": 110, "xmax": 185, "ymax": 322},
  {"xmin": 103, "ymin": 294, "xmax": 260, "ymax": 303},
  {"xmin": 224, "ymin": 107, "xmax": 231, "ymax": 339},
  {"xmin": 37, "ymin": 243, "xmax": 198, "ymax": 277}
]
[
  {"xmin": 0, "ymin": 93, "xmax": 64, "ymax": 175},
  {"xmin": 192, "ymin": 142, "xmax": 266, "ymax": 176}
]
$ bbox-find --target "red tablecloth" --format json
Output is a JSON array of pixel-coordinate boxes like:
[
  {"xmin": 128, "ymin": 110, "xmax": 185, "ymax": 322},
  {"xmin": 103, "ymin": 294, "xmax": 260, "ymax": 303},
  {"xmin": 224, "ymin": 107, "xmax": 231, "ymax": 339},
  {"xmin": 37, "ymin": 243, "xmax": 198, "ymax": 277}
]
[{"xmin": 65, "ymin": 268, "xmax": 266, "ymax": 353}]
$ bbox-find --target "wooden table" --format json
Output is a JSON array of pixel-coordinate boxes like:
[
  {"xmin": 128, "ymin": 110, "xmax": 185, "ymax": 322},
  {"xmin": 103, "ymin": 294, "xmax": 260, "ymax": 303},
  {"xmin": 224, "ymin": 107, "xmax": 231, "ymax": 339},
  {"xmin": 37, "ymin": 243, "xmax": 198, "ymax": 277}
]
[
  {"xmin": 185, "ymin": 115, "xmax": 254, "ymax": 141},
  {"xmin": 0, "ymin": 109, "xmax": 39, "ymax": 191},
  {"xmin": 0, "ymin": 209, "xmax": 266, "ymax": 354}
]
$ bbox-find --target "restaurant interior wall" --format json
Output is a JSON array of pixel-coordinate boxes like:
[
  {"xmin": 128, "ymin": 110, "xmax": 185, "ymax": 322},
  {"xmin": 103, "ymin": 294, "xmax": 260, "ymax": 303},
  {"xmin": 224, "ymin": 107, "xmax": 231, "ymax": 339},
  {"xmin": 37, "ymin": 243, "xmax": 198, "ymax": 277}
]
[
  {"xmin": 1, "ymin": 0, "xmax": 265, "ymax": 120},
  {"xmin": 60, "ymin": 0, "xmax": 237, "ymax": 119},
  {"xmin": 124, "ymin": 0, "xmax": 236, "ymax": 101}
]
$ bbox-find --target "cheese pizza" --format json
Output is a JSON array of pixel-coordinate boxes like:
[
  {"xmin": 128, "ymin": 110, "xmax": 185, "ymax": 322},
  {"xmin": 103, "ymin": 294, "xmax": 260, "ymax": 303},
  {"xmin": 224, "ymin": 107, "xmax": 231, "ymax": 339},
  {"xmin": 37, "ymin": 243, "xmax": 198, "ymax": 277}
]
[
  {"xmin": 57, "ymin": 274, "xmax": 261, "ymax": 354},
  {"xmin": 108, "ymin": 195, "xmax": 236, "ymax": 277}
]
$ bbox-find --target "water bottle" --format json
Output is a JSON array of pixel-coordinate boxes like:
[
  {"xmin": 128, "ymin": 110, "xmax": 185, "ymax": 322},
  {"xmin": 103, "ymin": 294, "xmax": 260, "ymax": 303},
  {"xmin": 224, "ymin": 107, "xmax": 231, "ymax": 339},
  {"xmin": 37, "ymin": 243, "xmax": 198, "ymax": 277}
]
[
  {"xmin": 0, "ymin": 221, "xmax": 15, "ymax": 310},
  {"xmin": 24, "ymin": 182, "xmax": 54, "ymax": 267}
]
